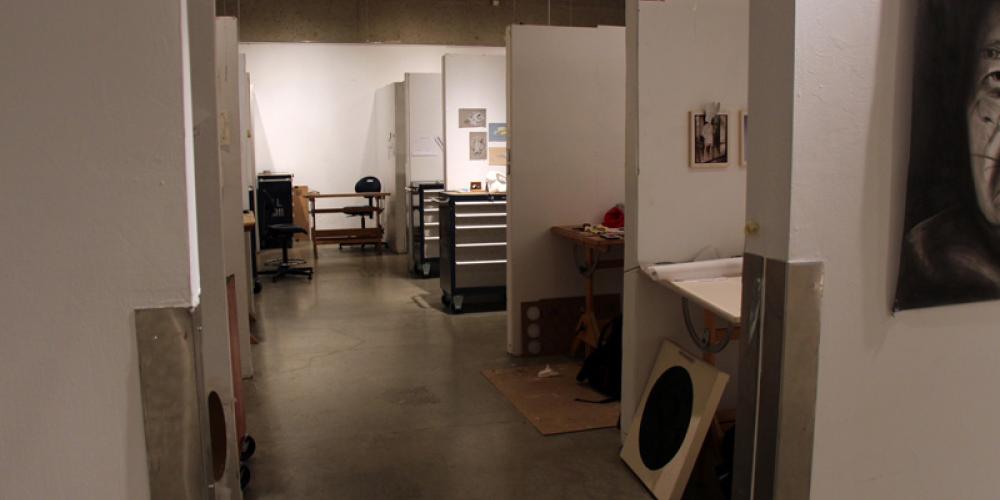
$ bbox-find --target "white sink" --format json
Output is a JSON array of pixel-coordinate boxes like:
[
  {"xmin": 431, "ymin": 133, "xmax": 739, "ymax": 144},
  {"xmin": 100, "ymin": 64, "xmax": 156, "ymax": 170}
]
[{"xmin": 643, "ymin": 257, "xmax": 743, "ymax": 324}]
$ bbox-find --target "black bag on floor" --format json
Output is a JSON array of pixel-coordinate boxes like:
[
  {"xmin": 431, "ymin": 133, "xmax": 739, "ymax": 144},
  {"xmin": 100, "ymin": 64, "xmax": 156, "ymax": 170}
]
[{"xmin": 576, "ymin": 315, "xmax": 622, "ymax": 401}]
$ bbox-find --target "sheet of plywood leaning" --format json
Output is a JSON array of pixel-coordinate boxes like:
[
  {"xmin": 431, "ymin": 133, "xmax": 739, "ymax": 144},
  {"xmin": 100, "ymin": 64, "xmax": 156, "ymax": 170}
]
[{"xmin": 621, "ymin": 340, "xmax": 729, "ymax": 499}]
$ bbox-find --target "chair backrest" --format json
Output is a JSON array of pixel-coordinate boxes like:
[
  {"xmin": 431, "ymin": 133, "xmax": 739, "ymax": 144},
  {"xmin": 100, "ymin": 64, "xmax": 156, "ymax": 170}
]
[{"xmin": 355, "ymin": 176, "xmax": 381, "ymax": 193}]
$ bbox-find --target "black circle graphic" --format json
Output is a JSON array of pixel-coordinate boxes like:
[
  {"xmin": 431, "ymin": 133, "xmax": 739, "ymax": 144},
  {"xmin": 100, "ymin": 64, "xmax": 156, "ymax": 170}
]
[{"xmin": 638, "ymin": 366, "xmax": 694, "ymax": 471}]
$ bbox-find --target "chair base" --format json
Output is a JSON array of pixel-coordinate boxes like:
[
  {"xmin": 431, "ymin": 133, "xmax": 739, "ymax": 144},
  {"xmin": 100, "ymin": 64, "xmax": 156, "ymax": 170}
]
[
  {"xmin": 259, "ymin": 264, "xmax": 313, "ymax": 282},
  {"xmin": 260, "ymin": 232, "xmax": 313, "ymax": 282},
  {"xmin": 264, "ymin": 257, "xmax": 308, "ymax": 267}
]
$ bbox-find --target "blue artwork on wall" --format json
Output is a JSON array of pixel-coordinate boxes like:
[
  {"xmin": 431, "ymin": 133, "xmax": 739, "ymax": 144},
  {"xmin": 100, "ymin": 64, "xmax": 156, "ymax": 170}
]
[{"xmin": 489, "ymin": 122, "xmax": 508, "ymax": 142}]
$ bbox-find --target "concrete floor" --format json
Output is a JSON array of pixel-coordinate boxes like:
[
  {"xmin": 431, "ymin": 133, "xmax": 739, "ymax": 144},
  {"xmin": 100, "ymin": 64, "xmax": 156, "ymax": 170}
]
[{"xmin": 244, "ymin": 247, "xmax": 649, "ymax": 499}]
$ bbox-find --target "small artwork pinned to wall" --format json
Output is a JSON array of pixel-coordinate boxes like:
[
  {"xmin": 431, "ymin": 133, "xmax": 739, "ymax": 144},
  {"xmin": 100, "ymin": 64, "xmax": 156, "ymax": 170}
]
[
  {"xmin": 489, "ymin": 123, "xmax": 508, "ymax": 142},
  {"xmin": 689, "ymin": 111, "xmax": 730, "ymax": 168},
  {"xmin": 739, "ymin": 111, "xmax": 748, "ymax": 167},
  {"xmin": 470, "ymin": 181, "xmax": 483, "ymax": 191},
  {"xmin": 488, "ymin": 147, "xmax": 508, "ymax": 166},
  {"xmin": 469, "ymin": 132, "xmax": 488, "ymax": 160},
  {"xmin": 459, "ymin": 108, "xmax": 487, "ymax": 128}
]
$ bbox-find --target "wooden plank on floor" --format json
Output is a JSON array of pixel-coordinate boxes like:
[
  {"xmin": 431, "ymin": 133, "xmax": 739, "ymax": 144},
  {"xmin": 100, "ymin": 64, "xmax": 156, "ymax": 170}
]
[{"xmin": 482, "ymin": 362, "xmax": 619, "ymax": 435}]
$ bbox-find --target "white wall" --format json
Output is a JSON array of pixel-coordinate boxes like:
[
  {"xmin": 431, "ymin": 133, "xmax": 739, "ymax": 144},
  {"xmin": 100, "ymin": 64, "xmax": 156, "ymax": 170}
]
[
  {"xmin": 0, "ymin": 1, "xmax": 198, "ymax": 497},
  {"xmin": 241, "ymin": 43, "xmax": 503, "ymax": 231},
  {"xmin": 751, "ymin": 1, "xmax": 1000, "ymax": 497},
  {"xmin": 621, "ymin": 0, "xmax": 749, "ymax": 436},
  {"xmin": 443, "ymin": 53, "xmax": 507, "ymax": 191},
  {"xmin": 506, "ymin": 25, "xmax": 626, "ymax": 355}
]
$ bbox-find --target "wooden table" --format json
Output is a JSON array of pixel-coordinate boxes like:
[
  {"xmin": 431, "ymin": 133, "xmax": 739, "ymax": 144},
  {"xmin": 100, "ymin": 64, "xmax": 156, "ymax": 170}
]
[
  {"xmin": 242, "ymin": 211, "xmax": 256, "ymax": 231},
  {"xmin": 306, "ymin": 192, "xmax": 390, "ymax": 257},
  {"xmin": 242, "ymin": 211, "xmax": 260, "ymax": 294},
  {"xmin": 550, "ymin": 225, "xmax": 625, "ymax": 355}
]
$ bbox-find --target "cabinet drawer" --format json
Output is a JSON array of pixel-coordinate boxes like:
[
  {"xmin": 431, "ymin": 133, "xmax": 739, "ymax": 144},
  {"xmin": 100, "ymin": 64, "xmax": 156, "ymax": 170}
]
[
  {"xmin": 454, "ymin": 200, "xmax": 507, "ymax": 215},
  {"xmin": 454, "ymin": 261, "xmax": 506, "ymax": 289},
  {"xmin": 455, "ymin": 226, "xmax": 506, "ymax": 244},
  {"xmin": 455, "ymin": 242, "xmax": 506, "ymax": 261},
  {"xmin": 455, "ymin": 213, "xmax": 505, "ymax": 226}
]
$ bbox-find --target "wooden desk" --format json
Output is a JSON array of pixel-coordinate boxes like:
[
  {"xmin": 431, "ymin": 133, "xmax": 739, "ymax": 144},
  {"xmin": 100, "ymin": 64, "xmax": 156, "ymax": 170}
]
[
  {"xmin": 307, "ymin": 192, "xmax": 390, "ymax": 257},
  {"xmin": 551, "ymin": 225, "xmax": 624, "ymax": 355}
]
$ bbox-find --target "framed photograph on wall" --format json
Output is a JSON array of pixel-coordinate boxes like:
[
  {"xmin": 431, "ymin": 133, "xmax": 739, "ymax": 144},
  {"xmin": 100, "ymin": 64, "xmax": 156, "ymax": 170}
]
[
  {"xmin": 739, "ymin": 111, "xmax": 748, "ymax": 167},
  {"xmin": 689, "ymin": 111, "xmax": 730, "ymax": 168}
]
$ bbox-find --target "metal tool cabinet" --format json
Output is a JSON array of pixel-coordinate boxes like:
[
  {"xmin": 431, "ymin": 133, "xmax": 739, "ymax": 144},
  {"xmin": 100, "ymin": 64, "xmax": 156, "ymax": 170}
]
[
  {"xmin": 439, "ymin": 192, "xmax": 508, "ymax": 313},
  {"xmin": 407, "ymin": 182, "xmax": 444, "ymax": 277}
]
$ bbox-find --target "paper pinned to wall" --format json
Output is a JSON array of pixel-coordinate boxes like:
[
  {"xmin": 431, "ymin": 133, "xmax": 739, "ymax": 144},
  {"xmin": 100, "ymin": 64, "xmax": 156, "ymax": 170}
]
[
  {"xmin": 470, "ymin": 132, "xmax": 488, "ymax": 160},
  {"xmin": 489, "ymin": 147, "xmax": 507, "ymax": 166},
  {"xmin": 412, "ymin": 135, "xmax": 438, "ymax": 157}
]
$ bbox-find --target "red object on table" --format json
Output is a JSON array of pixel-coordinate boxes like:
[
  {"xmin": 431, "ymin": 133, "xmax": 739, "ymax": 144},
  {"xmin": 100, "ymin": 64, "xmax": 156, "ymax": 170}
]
[{"xmin": 603, "ymin": 206, "xmax": 624, "ymax": 228}]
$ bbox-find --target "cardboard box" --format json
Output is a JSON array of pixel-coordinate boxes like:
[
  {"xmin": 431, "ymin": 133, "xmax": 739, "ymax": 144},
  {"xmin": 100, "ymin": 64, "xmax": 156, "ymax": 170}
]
[{"xmin": 292, "ymin": 185, "xmax": 311, "ymax": 240}]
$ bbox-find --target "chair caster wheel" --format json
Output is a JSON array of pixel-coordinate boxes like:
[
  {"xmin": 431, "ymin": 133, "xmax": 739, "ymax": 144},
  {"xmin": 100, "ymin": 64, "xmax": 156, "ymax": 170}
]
[
  {"xmin": 253, "ymin": 281, "xmax": 262, "ymax": 294},
  {"xmin": 240, "ymin": 464, "xmax": 251, "ymax": 491},
  {"xmin": 240, "ymin": 435, "xmax": 256, "ymax": 461}
]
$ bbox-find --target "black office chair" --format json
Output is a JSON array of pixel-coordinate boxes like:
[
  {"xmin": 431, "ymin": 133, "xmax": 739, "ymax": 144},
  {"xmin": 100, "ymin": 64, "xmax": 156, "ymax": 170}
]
[
  {"xmin": 345, "ymin": 176, "xmax": 382, "ymax": 224},
  {"xmin": 343, "ymin": 176, "xmax": 382, "ymax": 249},
  {"xmin": 259, "ymin": 224, "xmax": 313, "ymax": 281}
]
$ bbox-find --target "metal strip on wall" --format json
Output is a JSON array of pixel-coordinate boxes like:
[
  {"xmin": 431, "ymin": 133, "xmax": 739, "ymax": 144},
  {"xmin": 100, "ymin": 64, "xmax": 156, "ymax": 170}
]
[
  {"xmin": 135, "ymin": 307, "xmax": 210, "ymax": 500},
  {"xmin": 733, "ymin": 253, "xmax": 765, "ymax": 500},
  {"xmin": 752, "ymin": 257, "xmax": 788, "ymax": 499},
  {"xmin": 773, "ymin": 261, "xmax": 822, "ymax": 499},
  {"xmin": 734, "ymin": 255, "xmax": 822, "ymax": 500}
]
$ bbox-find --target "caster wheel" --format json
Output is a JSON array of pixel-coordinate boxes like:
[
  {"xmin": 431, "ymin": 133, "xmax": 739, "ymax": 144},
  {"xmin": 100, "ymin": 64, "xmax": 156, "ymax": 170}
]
[
  {"xmin": 240, "ymin": 435, "xmax": 256, "ymax": 462},
  {"xmin": 240, "ymin": 464, "xmax": 251, "ymax": 491},
  {"xmin": 253, "ymin": 281, "xmax": 262, "ymax": 294}
]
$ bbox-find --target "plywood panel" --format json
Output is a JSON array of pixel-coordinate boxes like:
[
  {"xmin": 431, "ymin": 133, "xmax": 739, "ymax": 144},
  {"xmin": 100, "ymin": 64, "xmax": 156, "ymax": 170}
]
[{"xmin": 482, "ymin": 362, "xmax": 619, "ymax": 435}]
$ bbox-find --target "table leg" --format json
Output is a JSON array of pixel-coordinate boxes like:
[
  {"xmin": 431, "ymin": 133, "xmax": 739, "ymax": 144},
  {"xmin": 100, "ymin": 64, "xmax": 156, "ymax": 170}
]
[
  {"xmin": 310, "ymin": 198, "xmax": 318, "ymax": 260},
  {"xmin": 571, "ymin": 247, "xmax": 602, "ymax": 356}
]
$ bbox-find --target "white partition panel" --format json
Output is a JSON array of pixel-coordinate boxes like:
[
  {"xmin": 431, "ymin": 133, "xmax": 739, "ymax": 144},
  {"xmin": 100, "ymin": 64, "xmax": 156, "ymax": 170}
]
[
  {"xmin": 750, "ymin": 1, "xmax": 1000, "ymax": 497},
  {"xmin": 505, "ymin": 25, "xmax": 626, "ymax": 355},
  {"xmin": 0, "ymin": 0, "xmax": 244, "ymax": 496},
  {"xmin": 442, "ymin": 54, "xmax": 507, "ymax": 191},
  {"xmin": 217, "ymin": 17, "xmax": 253, "ymax": 379},
  {"xmin": 392, "ymin": 82, "xmax": 408, "ymax": 254},
  {"xmin": 621, "ymin": 0, "xmax": 749, "ymax": 437},
  {"xmin": 405, "ymin": 73, "xmax": 445, "ymax": 183},
  {"xmin": 373, "ymin": 83, "xmax": 400, "ymax": 250}
]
